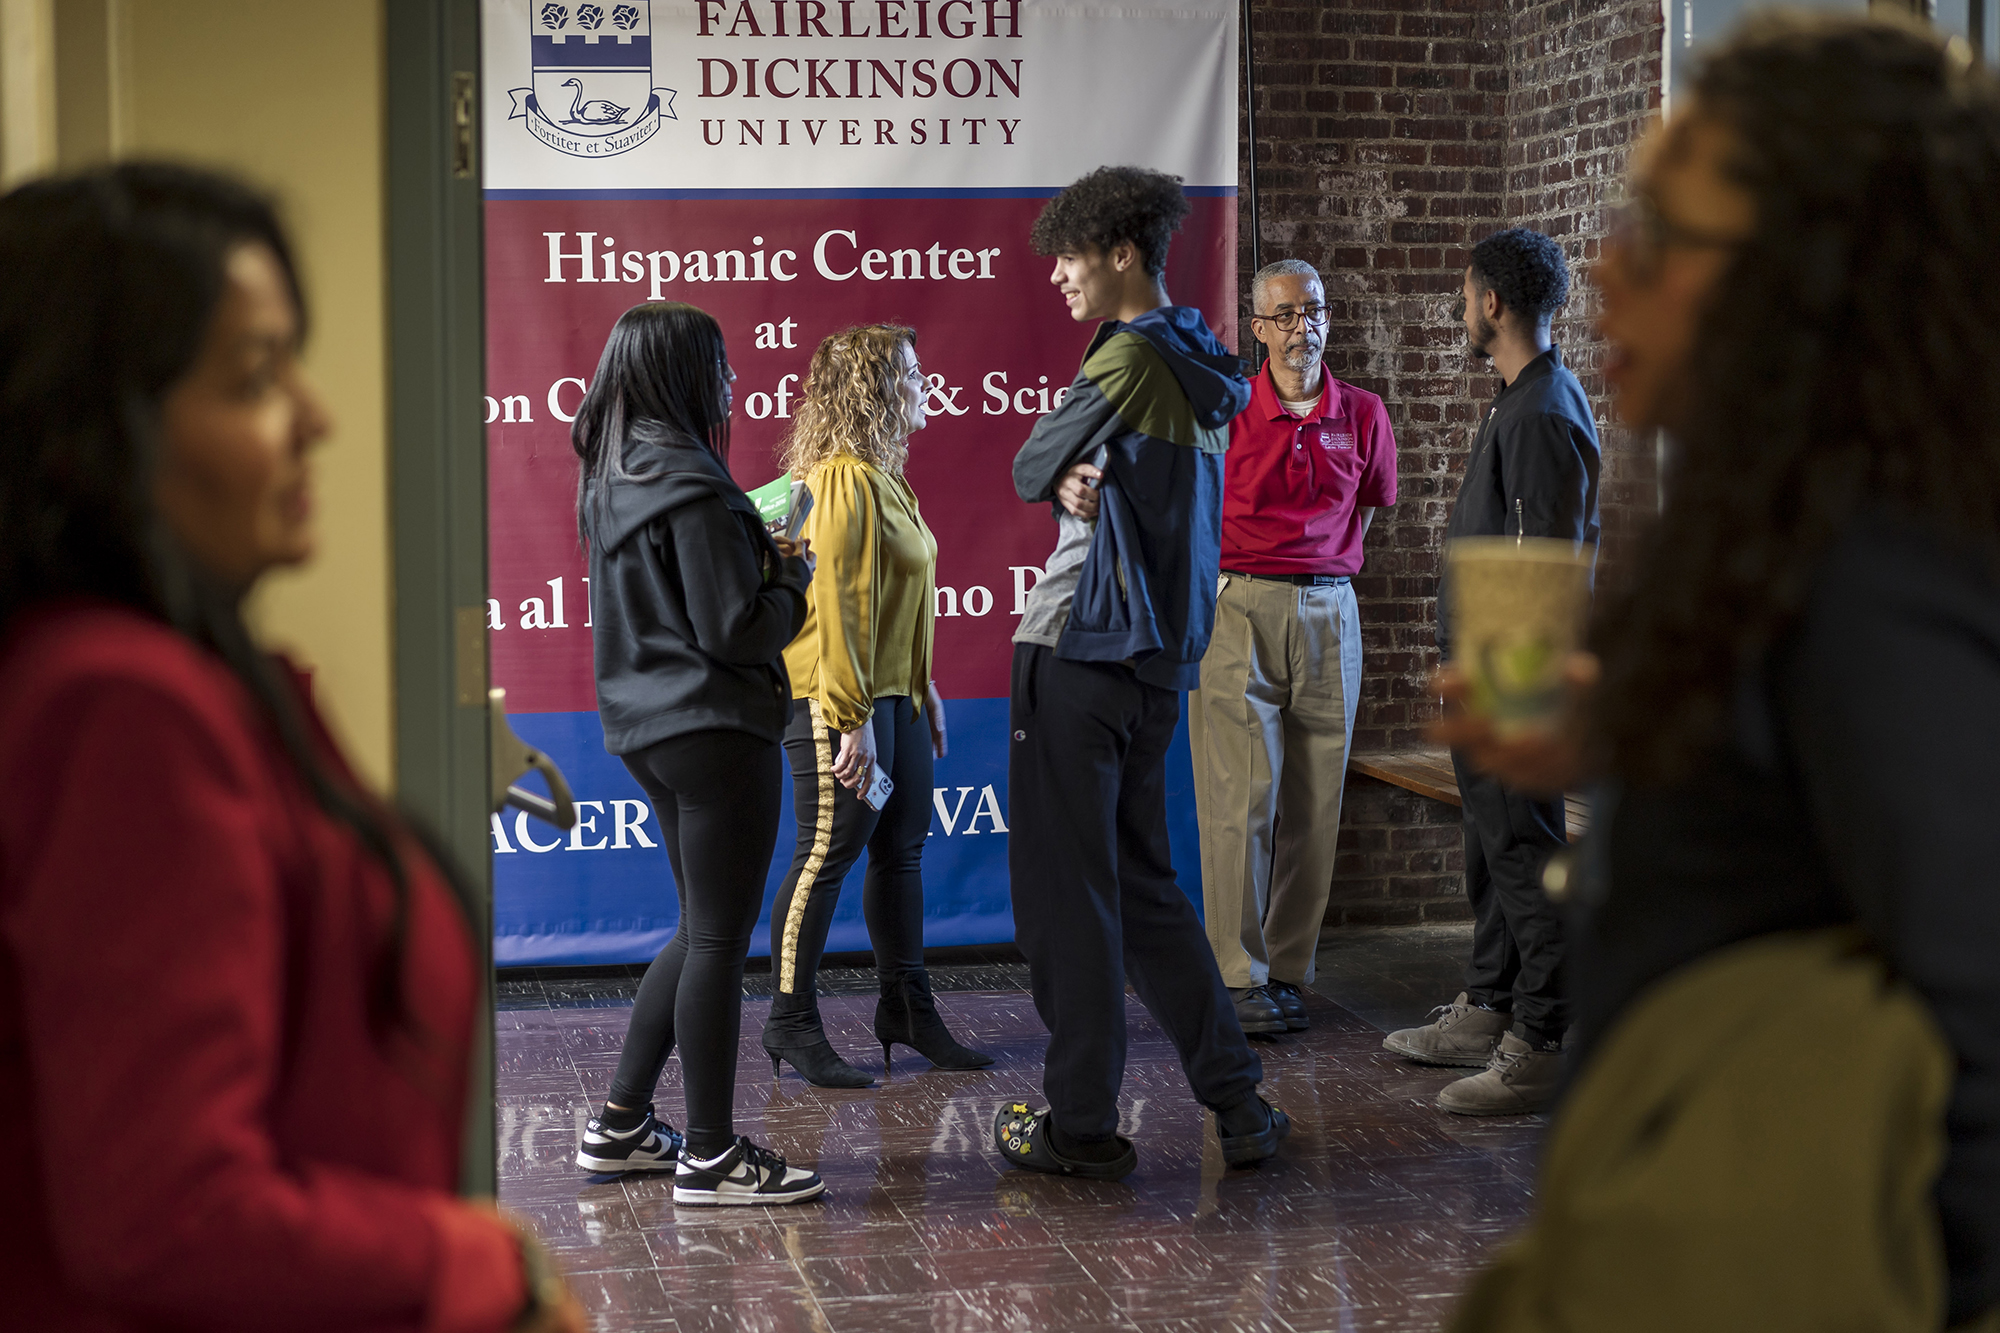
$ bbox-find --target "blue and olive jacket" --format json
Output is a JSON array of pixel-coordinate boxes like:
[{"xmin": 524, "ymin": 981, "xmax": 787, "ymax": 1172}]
[{"xmin": 1012, "ymin": 306, "xmax": 1251, "ymax": 691}]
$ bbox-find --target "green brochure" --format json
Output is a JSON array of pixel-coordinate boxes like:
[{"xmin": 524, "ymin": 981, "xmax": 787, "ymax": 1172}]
[{"xmin": 746, "ymin": 472, "xmax": 792, "ymax": 527}]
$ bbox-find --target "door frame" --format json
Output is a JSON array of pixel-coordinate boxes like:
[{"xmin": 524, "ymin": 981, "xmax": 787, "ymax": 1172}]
[{"xmin": 385, "ymin": 0, "xmax": 495, "ymax": 1196}]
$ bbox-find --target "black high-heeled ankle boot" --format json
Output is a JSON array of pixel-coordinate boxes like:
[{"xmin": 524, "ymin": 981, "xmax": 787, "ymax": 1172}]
[
  {"xmin": 874, "ymin": 969, "xmax": 994, "ymax": 1073},
  {"xmin": 763, "ymin": 993, "xmax": 873, "ymax": 1088},
  {"xmin": 762, "ymin": 1036, "xmax": 874, "ymax": 1088}
]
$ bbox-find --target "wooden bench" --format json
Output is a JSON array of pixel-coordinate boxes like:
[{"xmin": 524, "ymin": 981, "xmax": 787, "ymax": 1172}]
[{"xmin": 1350, "ymin": 747, "xmax": 1590, "ymax": 841}]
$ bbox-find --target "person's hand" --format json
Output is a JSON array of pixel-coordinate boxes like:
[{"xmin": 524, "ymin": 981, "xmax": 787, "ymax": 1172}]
[
  {"xmin": 496, "ymin": 1215, "xmax": 589, "ymax": 1333},
  {"xmin": 833, "ymin": 718, "xmax": 878, "ymax": 791},
  {"xmin": 926, "ymin": 681, "xmax": 948, "ymax": 759},
  {"xmin": 514, "ymin": 1291, "xmax": 589, "ymax": 1333},
  {"xmin": 1056, "ymin": 462, "xmax": 1103, "ymax": 520},
  {"xmin": 1427, "ymin": 653, "xmax": 1599, "ymax": 797},
  {"xmin": 775, "ymin": 535, "xmax": 814, "ymax": 577}
]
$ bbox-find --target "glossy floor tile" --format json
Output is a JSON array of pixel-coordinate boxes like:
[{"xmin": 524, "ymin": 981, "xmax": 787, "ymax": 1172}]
[{"xmin": 497, "ymin": 930, "xmax": 1538, "ymax": 1333}]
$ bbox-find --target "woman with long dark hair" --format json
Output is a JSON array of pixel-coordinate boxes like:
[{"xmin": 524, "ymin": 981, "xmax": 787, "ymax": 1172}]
[
  {"xmin": 569, "ymin": 302, "xmax": 826, "ymax": 1205},
  {"xmin": 0, "ymin": 165, "xmax": 582, "ymax": 1331},
  {"xmin": 1442, "ymin": 16, "xmax": 2000, "ymax": 1330},
  {"xmin": 760, "ymin": 324, "xmax": 991, "ymax": 1086}
]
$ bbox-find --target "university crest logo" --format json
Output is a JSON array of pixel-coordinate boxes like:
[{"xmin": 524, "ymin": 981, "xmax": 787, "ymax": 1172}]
[{"xmin": 508, "ymin": 2, "xmax": 677, "ymax": 158}]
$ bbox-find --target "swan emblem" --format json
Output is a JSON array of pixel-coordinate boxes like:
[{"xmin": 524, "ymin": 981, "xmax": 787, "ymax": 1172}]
[{"xmin": 559, "ymin": 78, "xmax": 629, "ymax": 126}]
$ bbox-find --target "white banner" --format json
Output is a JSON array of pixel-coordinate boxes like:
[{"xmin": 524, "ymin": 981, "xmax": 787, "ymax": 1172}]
[{"xmin": 482, "ymin": 0, "xmax": 1238, "ymax": 191}]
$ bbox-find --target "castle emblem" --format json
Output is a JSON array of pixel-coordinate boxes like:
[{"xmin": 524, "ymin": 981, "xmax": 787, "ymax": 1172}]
[{"xmin": 508, "ymin": 2, "xmax": 677, "ymax": 158}]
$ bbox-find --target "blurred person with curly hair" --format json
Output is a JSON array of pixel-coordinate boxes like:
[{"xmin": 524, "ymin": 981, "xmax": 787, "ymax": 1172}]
[
  {"xmin": 761, "ymin": 324, "xmax": 991, "ymax": 1087},
  {"xmin": 1442, "ymin": 15, "xmax": 2000, "ymax": 1330},
  {"xmin": 992, "ymin": 166, "xmax": 1289, "ymax": 1180},
  {"xmin": 1381, "ymin": 226, "xmax": 1602, "ymax": 1116}
]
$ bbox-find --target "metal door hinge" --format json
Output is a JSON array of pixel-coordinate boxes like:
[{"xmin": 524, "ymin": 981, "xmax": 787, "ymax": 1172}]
[
  {"xmin": 454, "ymin": 605, "xmax": 487, "ymax": 706},
  {"xmin": 451, "ymin": 72, "xmax": 476, "ymax": 179}
]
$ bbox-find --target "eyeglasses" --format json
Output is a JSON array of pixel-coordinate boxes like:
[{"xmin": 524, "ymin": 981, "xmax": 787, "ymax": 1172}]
[
  {"xmin": 1251, "ymin": 304, "xmax": 1328, "ymax": 331},
  {"xmin": 1608, "ymin": 192, "xmax": 1746, "ymax": 283}
]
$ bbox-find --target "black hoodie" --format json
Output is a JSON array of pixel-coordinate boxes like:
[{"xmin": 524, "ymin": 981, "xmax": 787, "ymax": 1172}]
[{"xmin": 583, "ymin": 433, "xmax": 811, "ymax": 755}]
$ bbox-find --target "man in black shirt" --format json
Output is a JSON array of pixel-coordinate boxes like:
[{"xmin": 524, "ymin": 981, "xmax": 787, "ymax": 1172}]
[{"xmin": 1383, "ymin": 228, "xmax": 1601, "ymax": 1115}]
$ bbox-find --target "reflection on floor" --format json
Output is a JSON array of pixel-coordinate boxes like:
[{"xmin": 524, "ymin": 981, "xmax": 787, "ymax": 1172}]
[{"xmin": 496, "ymin": 923, "xmax": 1540, "ymax": 1333}]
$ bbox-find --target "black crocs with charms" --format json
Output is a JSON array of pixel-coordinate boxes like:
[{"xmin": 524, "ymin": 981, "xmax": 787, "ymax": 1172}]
[{"xmin": 991, "ymin": 1101, "xmax": 1138, "ymax": 1181}]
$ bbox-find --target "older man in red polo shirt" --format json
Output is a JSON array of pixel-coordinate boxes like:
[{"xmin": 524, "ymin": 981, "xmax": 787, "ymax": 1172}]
[{"xmin": 1191, "ymin": 258, "xmax": 1399, "ymax": 1035}]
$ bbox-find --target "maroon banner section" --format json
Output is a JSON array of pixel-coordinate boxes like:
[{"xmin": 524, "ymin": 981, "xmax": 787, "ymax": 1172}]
[{"xmin": 483, "ymin": 193, "xmax": 1236, "ymax": 712}]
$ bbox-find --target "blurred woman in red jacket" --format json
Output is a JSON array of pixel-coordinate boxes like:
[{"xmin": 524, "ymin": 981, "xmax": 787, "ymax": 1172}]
[{"xmin": 0, "ymin": 167, "xmax": 582, "ymax": 1332}]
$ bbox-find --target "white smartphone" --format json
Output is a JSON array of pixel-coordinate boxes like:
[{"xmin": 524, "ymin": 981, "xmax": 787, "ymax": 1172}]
[{"xmin": 856, "ymin": 762, "xmax": 894, "ymax": 812}]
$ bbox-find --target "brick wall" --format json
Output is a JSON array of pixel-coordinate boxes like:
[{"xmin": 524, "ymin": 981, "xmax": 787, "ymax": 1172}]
[
  {"xmin": 1327, "ymin": 773, "xmax": 1470, "ymax": 927},
  {"xmin": 1239, "ymin": 0, "xmax": 1510, "ymax": 765},
  {"xmin": 1236, "ymin": 0, "xmax": 1664, "ymax": 925},
  {"xmin": 1505, "ymin": 0, "xmax": 1665, "ymax": 583}
]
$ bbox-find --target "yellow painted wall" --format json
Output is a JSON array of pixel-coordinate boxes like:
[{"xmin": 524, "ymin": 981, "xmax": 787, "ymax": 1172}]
[{"xmin": 117, "ymin": 1, "xmax": 393, "ymax": 789}]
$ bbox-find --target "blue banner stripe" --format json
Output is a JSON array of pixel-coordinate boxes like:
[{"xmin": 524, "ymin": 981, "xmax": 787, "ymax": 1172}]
[
  {"xmin": 492, "ymin": 700, "xmax": 1207, "ymax": 968},
  {"xmin": 532, "ymin": 34, "xmax": 650, "ymax": 68},
  {"xmin": 483, "ymin": 185, "xmax": 1240, "ymax": 201}
]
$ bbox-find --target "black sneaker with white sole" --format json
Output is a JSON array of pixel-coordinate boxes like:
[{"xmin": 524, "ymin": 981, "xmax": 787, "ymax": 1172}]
[
  {"xmin": 575, "ymin": 1104, "xmax": 683, "ymax": 1173},
  {"xmin": 673, "ymin": 1137, "xmax": 825, "ymax": 1206}
]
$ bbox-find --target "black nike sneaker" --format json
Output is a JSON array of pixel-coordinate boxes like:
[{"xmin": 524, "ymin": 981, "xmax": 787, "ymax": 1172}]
[
  {"xmin": 673, "ymin": 1137, "xmax": 826, "ymax": 1206},
  {"xmin": 574, "ymin": 1104, "xmax": 682, "ymax": 1173}
]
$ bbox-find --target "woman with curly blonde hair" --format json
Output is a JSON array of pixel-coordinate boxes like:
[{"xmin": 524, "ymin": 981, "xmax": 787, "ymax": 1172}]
[{"xmin": 762, "ymin": 324, "xmax": 992, "ymax": 1086}]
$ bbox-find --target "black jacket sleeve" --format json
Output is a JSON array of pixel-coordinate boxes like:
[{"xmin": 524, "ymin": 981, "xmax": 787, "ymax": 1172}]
[
  {"xmin": 661, "ymin": 495, "xmax": 808, "ymax": 667},
  {"xmin": 1778, "ymin": 527, "xmax": 2000, "ymax": 1324},
  {"xmin": 1499, "ymin": 411, "xmax": 1597, "ymax": 542},
  {"xmin": 1012, "ymin": 378, "xmax": 1123, "ymax": 506}
]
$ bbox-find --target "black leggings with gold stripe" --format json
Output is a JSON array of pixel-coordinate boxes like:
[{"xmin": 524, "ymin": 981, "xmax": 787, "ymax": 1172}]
[{"xmin": 766, "ymin": 694, "xmax": 931, "ymax": 1036}]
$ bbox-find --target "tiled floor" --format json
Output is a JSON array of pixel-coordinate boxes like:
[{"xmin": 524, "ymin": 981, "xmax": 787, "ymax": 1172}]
[{"xmin": 497, "ymin": 924, "xmax": 1541, "ymax": 1333}]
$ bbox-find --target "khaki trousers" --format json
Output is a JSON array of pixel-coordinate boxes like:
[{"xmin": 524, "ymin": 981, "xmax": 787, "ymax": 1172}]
[{"xmin": 1191, "ymin": 573, "xmax": 1361, "ymax": 989}]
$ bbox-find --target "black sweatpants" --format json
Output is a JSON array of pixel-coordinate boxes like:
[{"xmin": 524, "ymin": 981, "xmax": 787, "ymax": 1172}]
[
  {"xmin": 1008, "ymin": 644, "xmax": 1263, "ymax": 1143},
  {"xmin": 766, "ymin": 694, "xmax": 930, "ymax": 1034},
  {"xmin": 606, "ymin": 727, "xmax": 782, "ymax": 1155},
  {"xmin": 1453, "ymin": 748, "xmax": 1569, "ymax": 1045}
]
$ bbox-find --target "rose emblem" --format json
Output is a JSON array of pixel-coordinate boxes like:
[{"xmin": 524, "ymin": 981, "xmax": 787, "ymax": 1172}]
[
  {"xmin": 539, "ymin": 4, "xmax": 567, "ymax": 28},
  {"xmin": 612, "ymin": 3, "xmax": 640, "ymax": 29},
  {"xmin": 576, "ymin": 3, "xmax": 604, "ymax": 28}
]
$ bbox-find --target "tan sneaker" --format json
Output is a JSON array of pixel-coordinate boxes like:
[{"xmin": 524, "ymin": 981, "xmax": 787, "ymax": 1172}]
[
  {"xmin": 1435, "ymin": 1033, "xmax": 1560, "ymax": 1116},
  {"xmin": 1382, "ymin": 992, "xmax": 1510, "ymax": 1067}
]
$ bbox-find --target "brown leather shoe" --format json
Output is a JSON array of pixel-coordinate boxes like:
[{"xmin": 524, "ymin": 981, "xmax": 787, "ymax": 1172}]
[
  {"xmin": 1435, "ymin": 1033, "xmax": 1560, "ymax": 1116},
  {"xmin": 1382, "ymin": 992, "xmax": 1510, "ymax": 1067}
]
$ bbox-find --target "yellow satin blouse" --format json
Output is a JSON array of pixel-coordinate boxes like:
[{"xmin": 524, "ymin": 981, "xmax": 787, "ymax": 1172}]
[{"xmin": 782, "ymin": 455, "xmax": 937, "ymax": 733}]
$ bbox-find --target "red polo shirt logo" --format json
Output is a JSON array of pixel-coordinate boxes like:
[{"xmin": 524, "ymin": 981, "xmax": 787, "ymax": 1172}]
[{"xmin": 1321, "ymin": 429, "xmax": 1355, "ymax": 451}]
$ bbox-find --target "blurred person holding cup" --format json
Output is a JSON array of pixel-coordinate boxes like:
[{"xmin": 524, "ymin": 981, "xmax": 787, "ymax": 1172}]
[{"xmin": 1442, "ymin": 16, "xmax": 2000, "ymax": 1331}]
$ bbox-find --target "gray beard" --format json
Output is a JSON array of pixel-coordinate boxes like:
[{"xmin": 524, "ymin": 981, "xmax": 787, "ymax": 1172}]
[{"xmin": 1281, "ymin": 344, "xmax": 1319, "ymax": 375}]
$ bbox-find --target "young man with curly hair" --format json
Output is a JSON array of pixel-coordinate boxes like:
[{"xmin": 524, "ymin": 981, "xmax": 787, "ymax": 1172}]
[
  {"xmin": 992, "ymin": 165, "xmax": 1289, "ymax": 1180},
  {"xmin": 1382, "ymin": 227, "xmax": 1602, "ymax": 1115}
]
